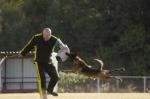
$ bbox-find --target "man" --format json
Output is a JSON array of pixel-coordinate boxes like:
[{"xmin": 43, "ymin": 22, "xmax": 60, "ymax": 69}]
[{"xmin": 20, "ymin": 28, "xmax": 69, "ymax": 98}]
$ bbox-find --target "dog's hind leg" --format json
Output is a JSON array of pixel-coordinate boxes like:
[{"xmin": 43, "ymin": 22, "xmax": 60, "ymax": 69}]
[
  {"xmin": 109, "ymin": 67, "xmax": 125, "ymax": 73},
  {"xmin": 104, "ymin": 76, "xmax": 123, "ymax": 82}
]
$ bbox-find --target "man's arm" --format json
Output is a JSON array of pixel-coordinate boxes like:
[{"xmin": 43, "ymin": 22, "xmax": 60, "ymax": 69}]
[
  {"xmin": 57, "ymin": 39, "xmax": 67, "ymax": 49},
  {"xmin": 20, "ymin": 35, "xmax": 37, "ymax": 56}
]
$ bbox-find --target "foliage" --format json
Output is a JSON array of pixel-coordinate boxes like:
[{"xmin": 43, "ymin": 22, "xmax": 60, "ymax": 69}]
[{"xmin": 58, "ymin": 71, "xmax": 89, "ymax": 92}]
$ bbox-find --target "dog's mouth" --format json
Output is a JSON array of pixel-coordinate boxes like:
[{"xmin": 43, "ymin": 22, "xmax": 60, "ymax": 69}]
[
  {"xmin": 66, "ymin": 52, "xmax": 70, "ymax": 56},
  {"xmin": 66, "ymin": 52, "xmax": 77, "ymax": 60}
]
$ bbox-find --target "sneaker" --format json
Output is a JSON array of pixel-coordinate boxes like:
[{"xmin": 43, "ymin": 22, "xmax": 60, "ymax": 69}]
[{"xmin": 48, "ymin": 92, "xmax": 58, "ymax": 96}]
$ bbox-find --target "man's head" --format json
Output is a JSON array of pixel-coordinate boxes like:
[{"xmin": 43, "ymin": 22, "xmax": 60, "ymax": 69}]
[{"xmin": 42, "ymin": 28, "xmax": 52, "ymax": 41}]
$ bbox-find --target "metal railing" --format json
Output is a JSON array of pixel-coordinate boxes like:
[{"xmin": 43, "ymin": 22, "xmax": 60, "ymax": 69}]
[
  {"xmin": 1, "ymin": 75, "xmax": 150, "ymax": 93},
  {"xmin": 96, "ymin": 76, "xmax": 150, "ymax": 93}
]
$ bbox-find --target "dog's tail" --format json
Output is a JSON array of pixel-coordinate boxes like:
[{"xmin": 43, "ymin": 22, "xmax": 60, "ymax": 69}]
[{"xmin": 93, "ymin": 59, "xmax": 104, "ymax": 71}]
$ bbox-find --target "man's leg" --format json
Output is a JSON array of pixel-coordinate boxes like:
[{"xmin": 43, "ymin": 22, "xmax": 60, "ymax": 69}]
[
  {"xmin": 35, "ymin": 62, "xmax": 47, "ymax": 99},
  {"xmin": 45, "ymin": 64, "xmax": 59, "ymax": 96}
]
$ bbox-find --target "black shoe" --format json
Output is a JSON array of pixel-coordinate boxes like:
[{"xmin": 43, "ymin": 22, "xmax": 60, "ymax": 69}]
[{"xmin": 48, "ymin": 92, "xmax": 58, "ymax": 96}]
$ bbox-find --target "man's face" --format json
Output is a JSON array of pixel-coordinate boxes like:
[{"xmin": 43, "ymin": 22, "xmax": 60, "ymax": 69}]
[{"xmin": 42, "ymin": 28, "xmax": 51, "ymax": 41}]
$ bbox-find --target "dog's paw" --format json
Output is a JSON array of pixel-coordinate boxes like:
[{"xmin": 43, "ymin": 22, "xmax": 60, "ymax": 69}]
[
  {"xmin": 118, "ymin": 78, "xmax": 123, "ymax": 83},
  {"xmin": 121, "ymin": 67, "xmax": 126, "ymax": 71},
  {"xmin": 119, "ymin": 78, "xmax": 123, "ymax": 82},
  {"xmin": 116, "ymin": 77, "xmax": 123, "ymax": 82}
]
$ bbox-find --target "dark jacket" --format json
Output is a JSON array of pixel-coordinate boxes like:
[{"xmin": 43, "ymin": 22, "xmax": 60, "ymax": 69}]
[{"xmin": 20, "ymin": 34, "xmax": 58, "ymax": 63}]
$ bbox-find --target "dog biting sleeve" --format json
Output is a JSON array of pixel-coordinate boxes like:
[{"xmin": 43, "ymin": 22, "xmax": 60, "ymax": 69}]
[{"xmin": 56, "ymin": 39, "xmax": 70, "ymax": 62}]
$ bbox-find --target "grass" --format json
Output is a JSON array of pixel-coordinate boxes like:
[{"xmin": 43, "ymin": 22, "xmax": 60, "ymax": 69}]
[{"xmin": 0, "ymin": 93, "xmax": 150, "ymax": 99}]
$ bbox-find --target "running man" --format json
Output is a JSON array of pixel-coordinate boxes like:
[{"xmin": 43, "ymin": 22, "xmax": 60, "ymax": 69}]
[{"xmin": 20, "ymin": 28, "xmax": 69, "ymax": 99}]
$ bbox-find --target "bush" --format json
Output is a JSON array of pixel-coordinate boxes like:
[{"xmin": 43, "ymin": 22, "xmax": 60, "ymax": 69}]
[{"xmin": 58, "ymin": 71, "xmax": 89, "ymax": 92}]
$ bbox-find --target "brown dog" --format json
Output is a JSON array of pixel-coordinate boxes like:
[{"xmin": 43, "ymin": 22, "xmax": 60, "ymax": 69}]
[{"xmin": 66, "ymin": 53, "xmax": 125, "ymax": 82}]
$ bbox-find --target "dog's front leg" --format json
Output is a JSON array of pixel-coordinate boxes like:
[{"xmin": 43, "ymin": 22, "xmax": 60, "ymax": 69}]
[{"xmin": 72, "ymin": 66, "xmax": 79, "ymax": 74}]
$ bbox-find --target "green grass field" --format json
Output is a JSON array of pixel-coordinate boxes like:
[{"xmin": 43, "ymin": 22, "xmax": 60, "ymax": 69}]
[{"xmin": 0, "ymin": 93, "xmax": 150, "ymax": 99}]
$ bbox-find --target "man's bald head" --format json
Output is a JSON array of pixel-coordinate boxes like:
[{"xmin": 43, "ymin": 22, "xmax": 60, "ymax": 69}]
[{"xmin": 42, "ymin": 28, "xmax": 52, "ymax": 41}]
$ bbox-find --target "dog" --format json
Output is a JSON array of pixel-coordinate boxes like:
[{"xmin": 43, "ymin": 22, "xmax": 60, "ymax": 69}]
[{"xmin": 66, "ymin": 53, "xmax": 125, "ymax": 82}]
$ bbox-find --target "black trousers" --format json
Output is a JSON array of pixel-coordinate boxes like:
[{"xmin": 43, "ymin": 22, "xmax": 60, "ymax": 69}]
[{"xmin": 35, "ymin": 62, "xmax": 59, "ymax": 94}]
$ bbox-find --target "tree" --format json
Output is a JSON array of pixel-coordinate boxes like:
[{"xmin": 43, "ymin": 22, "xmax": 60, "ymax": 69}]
[
  {"xmin": 0, "ymin": 0, "xmax": 149, "ymax": 75},
  {"xmin": 0, "ymin": 0, "xmax": 26, "ymax": 50}
]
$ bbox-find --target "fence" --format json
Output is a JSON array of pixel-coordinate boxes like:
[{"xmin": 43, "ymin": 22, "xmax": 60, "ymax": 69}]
[
  {"xmin": 97, "ymin": 76, "xmax": 150, "ymax": 93},
  {"xmin": 0, "ymin": 52, "xmax": 150, "ymax": 93},
  {"xmin": 1, "ymin": 74, "xmax": 150, "ymax": 93},
  {"xmin": 58, "ymin": 75, "xmax": 150, "ymax": 93},
  {"xmin": 0, "ymin": 52, "xmax": 58, "ymax": 92},
  {"xmin": 1, "ymin": 77, "xmax": 53, "ymax": 92}
]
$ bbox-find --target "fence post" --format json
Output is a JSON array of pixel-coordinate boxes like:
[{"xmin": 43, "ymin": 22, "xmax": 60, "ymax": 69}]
[
  {"xmin": 0, "ymin": 64, "xmax": 2, "ymax": 92},
  {"xmin": 97, "ymin": 79, "xmax": 100, "ymax": 92},
  {"xmin": 143, "ymin": 77, "xmax": 146, "ymax": 93},
  {"xmin": 116, "ymin": 80, "xmax": 120, "ymax": 91}
]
